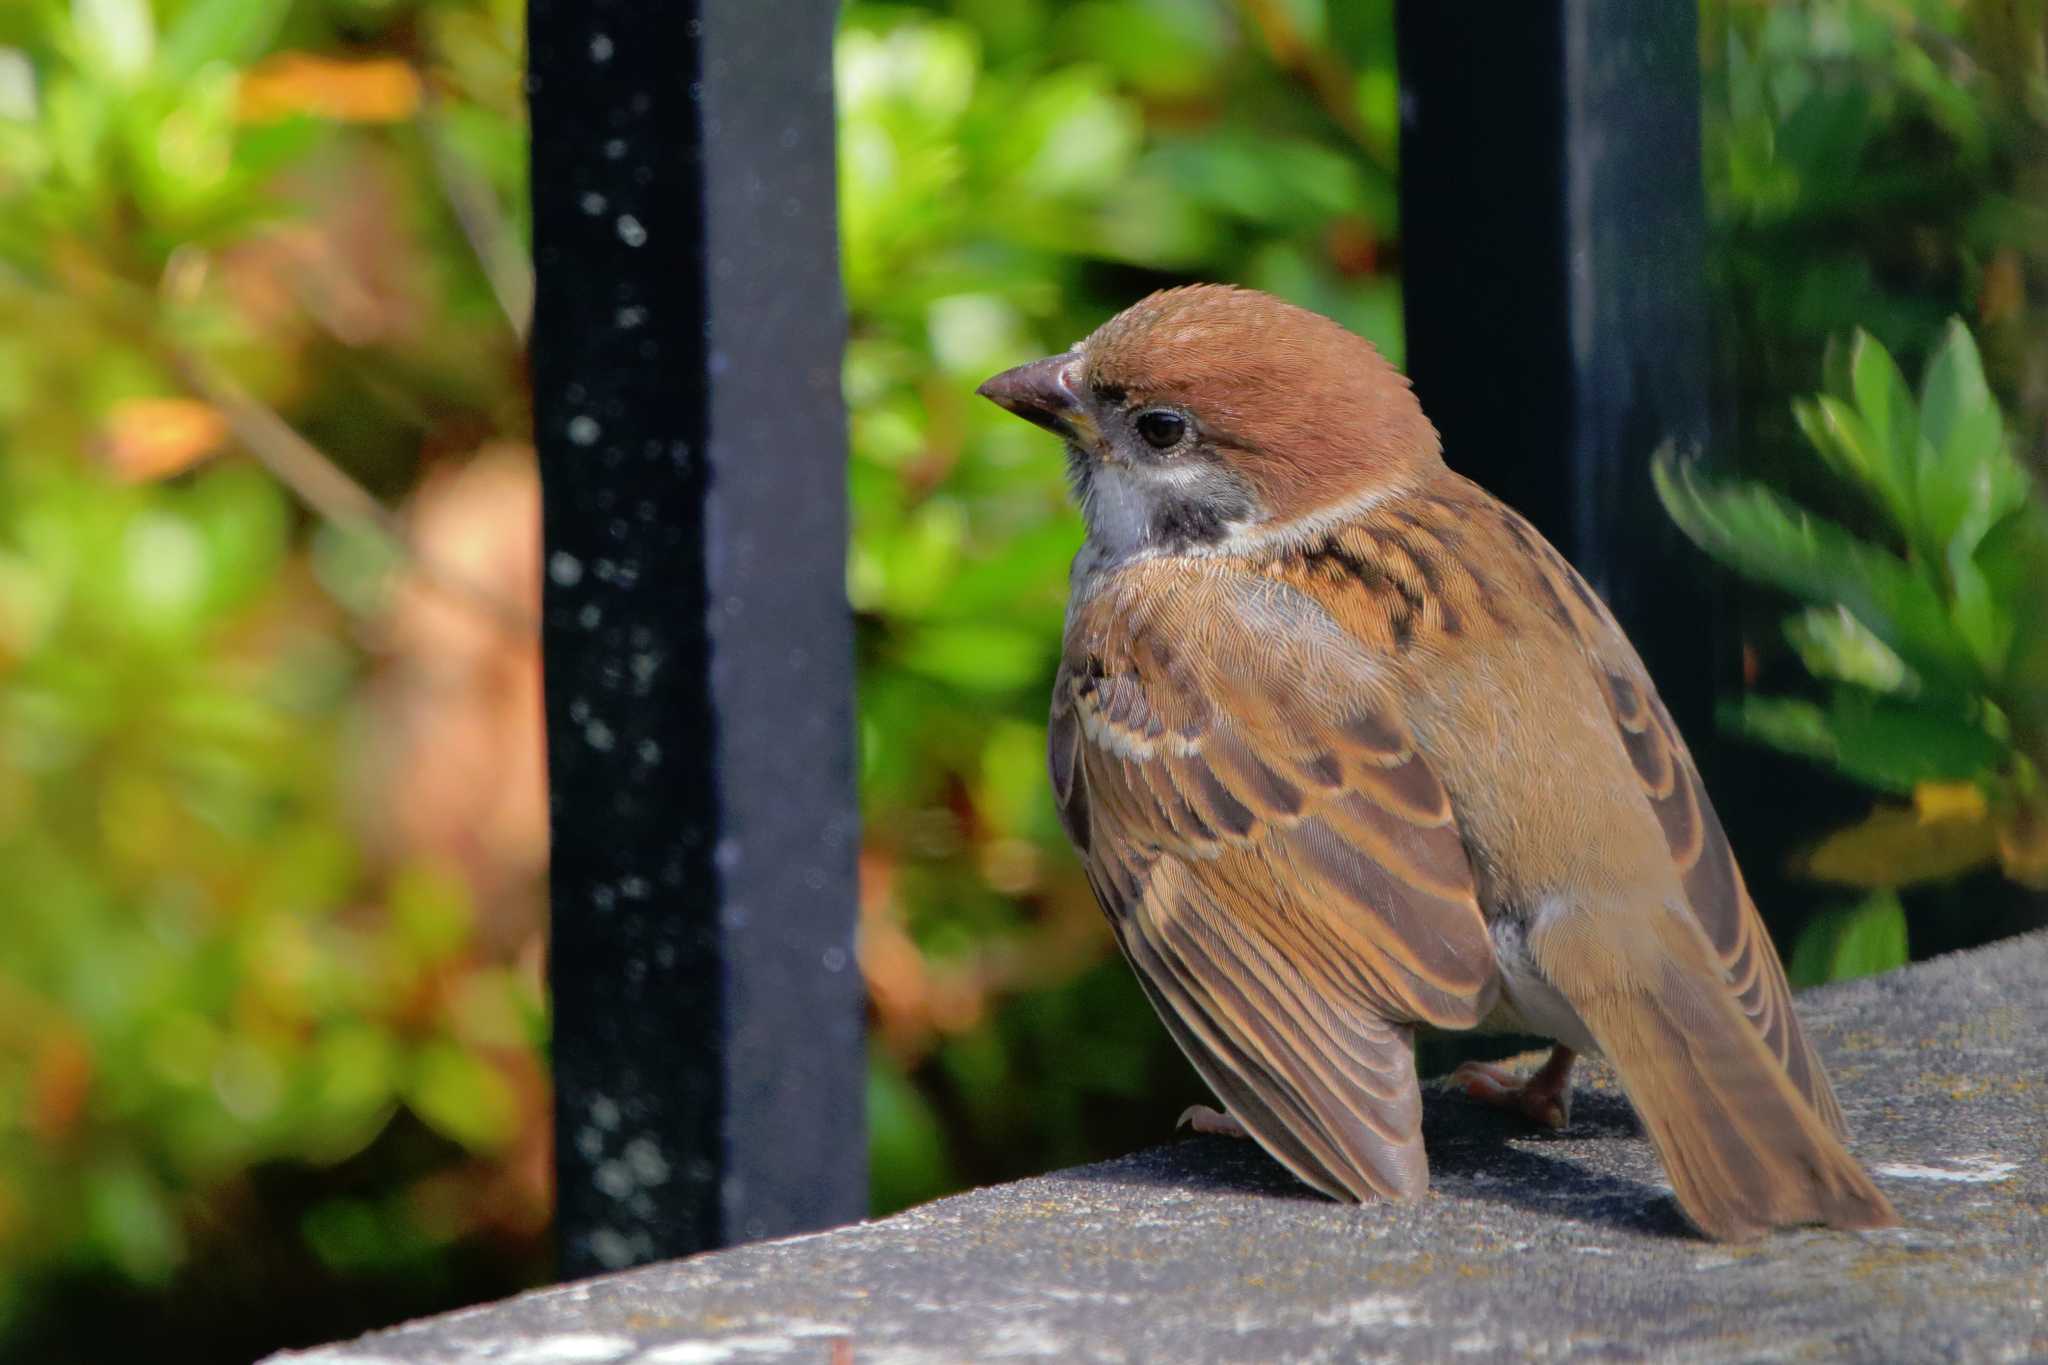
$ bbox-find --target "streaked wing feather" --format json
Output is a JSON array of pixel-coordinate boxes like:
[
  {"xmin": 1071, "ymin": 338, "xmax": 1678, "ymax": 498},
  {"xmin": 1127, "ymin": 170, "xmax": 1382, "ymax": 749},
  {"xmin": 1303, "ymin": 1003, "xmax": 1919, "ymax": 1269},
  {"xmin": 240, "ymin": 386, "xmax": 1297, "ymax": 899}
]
[
  {"xmin": 1052, "ymin": 602, "xmax": 1495, "ymax": 1201},
  {"xmin": 1513, "ymin": 525, "xmax": 1848, "ymax": 1137},
  {"xmin": 1598, "ymin": 668, "xmax": 1846, "ymax": 1133}
]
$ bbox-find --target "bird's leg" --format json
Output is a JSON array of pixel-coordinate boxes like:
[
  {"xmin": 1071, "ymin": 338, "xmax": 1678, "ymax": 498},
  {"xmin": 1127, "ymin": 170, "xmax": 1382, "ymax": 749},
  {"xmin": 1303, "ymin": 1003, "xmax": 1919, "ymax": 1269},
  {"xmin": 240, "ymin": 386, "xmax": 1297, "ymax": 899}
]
[
  {"xmin": 1451, "ymin": 1045, "xmax": 1576, "ymax": 1130},
  {"xmin": 1176, "ymin": 1104, "xmax": 1250, "ymax": 1139}
]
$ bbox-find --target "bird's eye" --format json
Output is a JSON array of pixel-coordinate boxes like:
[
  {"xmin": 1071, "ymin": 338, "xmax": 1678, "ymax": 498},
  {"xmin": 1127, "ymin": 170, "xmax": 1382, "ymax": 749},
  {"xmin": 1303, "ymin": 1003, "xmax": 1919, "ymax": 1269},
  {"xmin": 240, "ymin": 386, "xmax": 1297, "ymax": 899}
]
[{"xmin": 1135, "ymin": 409, "xmax": 1187, "ymax": 450}]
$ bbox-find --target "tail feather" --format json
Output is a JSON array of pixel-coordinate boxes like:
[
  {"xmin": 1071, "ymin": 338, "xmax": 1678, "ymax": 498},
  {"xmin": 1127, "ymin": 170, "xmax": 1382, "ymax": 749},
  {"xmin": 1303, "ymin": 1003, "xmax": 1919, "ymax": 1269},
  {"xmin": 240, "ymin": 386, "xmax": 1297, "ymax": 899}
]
[{"xmin": 1538, "ymin": 907, "xmax": 1897, "ymax": 1242}]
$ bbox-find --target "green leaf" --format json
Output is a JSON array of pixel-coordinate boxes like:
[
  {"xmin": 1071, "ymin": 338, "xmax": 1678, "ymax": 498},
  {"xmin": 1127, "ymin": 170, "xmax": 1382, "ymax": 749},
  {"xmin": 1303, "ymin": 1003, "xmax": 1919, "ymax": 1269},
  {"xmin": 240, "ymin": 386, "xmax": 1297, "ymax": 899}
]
[
  {"xmin": 1946, "ymin": 550, "xmax": 2012, "ymax": 678},
  {"xmin": 1787, "ymin": 892, "xmax": 1908, "ymax": 987},
  {"xmin": 1653, "ymin": 451, "xmax": 1972, "ymax": 685},
  {"xmin": 1792, "ymin": 394, "xmax": 1881, "ymax": 498},
  {"xmin": 1978, "ymin": 502, "xmax": 2048, "ymax": 699},
  {"xmin": 188, "ymin": 462, "xmax": 290, "ymax": 619},
  {"xmin": 868, "ymin": 1054, "xmax": 955, "ymax": 1215},
  {"xmin": 1915, "ymin": 318, "xmax": 2031, "ymax": 581},
  {"xmin": 1919, "ymin": 318, "xmax": 1994, "ymax": 474},
  {"xmin": 1720, "ymin": 695, "xmax": 1837, "ymax": 768},
  {"xmin": 156, "ymin": 0, "xmax": 291, "ymax": 86},
  {"xmin": 896, "ymin": 623, "xmax": 1051, "ymax": 693},
  {"xmin": 1723, "ymin": 691, "xmax": 2004, "ymax": 793},
  {"xmin": 85, "ymin": 1161, "xmax": 183, "ymax": 1284},
  {"xmin": 389, "ymin": 863, "xmax": 475, "ymax": 966},
  {"xmin": 1824, "ymin": 692, "xmax": 2005, "ymax": 792},
  {"xmin": 1847, "ymin": 329, "xmax": 1920, "ymax": 534}
]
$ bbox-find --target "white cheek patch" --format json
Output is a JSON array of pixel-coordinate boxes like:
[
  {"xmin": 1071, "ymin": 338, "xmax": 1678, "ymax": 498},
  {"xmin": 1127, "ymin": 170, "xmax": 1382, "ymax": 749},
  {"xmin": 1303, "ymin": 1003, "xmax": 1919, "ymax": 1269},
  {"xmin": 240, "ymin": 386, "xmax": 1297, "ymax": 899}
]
[
  {"xmin": 1081, "ymin": 465, "xmax": 1158, "ymax": 560},
  {"xmin": 1081, "ymin": 459, "xmax": 1263, "ymax": 561}
]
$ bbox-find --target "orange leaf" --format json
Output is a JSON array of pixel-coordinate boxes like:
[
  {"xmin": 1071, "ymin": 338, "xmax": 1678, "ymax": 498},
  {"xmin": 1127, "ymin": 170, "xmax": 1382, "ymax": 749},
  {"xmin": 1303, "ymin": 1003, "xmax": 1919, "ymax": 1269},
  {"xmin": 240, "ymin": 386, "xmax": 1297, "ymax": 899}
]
[
  {"xmin": 239, "ymin": 53, "xmax": 422, "ymax": 125},
  {"xmin": 29, "ymin": 1033, "xmax": 94, "ymax": 1145},
  {"xmin": 100, "ymin": 397, "xmax": 228, "ymax": 483}
]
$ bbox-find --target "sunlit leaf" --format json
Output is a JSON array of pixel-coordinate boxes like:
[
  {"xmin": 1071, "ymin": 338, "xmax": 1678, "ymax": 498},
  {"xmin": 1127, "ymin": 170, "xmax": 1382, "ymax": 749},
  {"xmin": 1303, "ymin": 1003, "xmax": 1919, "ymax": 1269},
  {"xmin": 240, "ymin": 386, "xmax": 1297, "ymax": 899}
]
[
  {"xmin": 406, "ymin": 1042, "xmax": 518, "ymax": 1153},
  {"xmin": 72, "ymin": 0, "xmax": 155, "ymax": 83},
  {"xmin": 1783, "ymin": 605, "xmax": 1914, "ymax": 694}
]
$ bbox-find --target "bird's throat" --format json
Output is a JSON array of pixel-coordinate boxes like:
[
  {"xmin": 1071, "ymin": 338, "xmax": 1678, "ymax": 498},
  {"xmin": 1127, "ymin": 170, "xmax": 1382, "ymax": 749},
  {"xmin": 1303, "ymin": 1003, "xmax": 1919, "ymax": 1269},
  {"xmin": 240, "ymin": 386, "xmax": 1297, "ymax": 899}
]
[{"xmin": 1073, "ymin": 457, "xmax": 1258, "ymax": 563}]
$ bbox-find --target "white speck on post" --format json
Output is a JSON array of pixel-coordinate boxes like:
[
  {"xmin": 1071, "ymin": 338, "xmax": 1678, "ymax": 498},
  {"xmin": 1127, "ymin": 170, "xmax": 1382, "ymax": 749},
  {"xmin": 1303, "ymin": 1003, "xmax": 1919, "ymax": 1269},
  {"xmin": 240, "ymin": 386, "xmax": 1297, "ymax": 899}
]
[
  {"xmin": 587, "ymin": 1229, "xmax": 633, "ymax": 1270},
  {"xmin": 623, "ymin": 1136, "xmax": 671, "ymax": 1186}
]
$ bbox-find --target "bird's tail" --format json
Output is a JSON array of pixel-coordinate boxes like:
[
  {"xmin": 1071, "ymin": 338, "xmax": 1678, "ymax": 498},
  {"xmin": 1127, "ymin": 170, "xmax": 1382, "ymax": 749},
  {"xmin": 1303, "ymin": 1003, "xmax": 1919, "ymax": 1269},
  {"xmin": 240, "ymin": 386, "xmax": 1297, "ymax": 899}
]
[{"xmin": 1536, "ymin": 904, "xmax": 1897, "ymax": 1242}]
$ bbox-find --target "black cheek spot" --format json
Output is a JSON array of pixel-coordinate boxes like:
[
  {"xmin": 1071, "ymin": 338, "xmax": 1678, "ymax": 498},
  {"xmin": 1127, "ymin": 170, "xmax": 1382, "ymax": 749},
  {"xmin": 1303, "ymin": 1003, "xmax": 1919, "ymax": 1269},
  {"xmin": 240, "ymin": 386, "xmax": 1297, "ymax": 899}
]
[{"xmin": 1151, "ymin": 499, "xmax": 1227, "ymax": 549}]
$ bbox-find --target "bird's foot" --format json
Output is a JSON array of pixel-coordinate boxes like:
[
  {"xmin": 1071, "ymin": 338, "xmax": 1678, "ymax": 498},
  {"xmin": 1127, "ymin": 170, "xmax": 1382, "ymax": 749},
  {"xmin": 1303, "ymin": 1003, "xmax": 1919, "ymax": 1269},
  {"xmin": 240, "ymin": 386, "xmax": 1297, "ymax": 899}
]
[
  {"xmin": 1451, "ymin": 1045, "xmax": 1576, "ymax": 1130},
  {"xmin": 1176, "ymin": 1104, "xmax": 1250, "ymax": 1139}
]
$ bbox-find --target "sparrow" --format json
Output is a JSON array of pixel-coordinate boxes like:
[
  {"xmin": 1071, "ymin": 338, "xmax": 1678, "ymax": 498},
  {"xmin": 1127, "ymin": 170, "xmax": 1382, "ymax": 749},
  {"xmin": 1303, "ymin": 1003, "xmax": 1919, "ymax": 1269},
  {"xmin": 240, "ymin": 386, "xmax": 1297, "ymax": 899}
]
[{"xmin": 976, "ymin": 285, "xmax": 1897, "ymax": 1242}]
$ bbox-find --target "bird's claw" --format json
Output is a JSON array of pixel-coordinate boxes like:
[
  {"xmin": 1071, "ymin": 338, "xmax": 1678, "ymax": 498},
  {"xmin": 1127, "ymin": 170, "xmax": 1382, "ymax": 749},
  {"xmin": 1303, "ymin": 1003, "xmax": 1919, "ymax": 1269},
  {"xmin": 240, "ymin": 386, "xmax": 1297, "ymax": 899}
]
[
  {"xmin": 1451, "ymin": 1053, "xmax": 1575, "ymax": 1131},
  {"xmin": 1176, "ymin": 1104, "xmax": 1250, "ymax": 1139}
]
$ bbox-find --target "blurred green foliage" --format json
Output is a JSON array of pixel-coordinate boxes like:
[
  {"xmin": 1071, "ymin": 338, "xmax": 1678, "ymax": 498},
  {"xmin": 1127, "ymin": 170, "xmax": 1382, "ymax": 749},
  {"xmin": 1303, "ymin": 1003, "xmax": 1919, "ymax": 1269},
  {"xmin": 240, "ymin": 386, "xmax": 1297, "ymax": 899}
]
[
  {"xmin": 0, "ymin": 0, "xmax": 2043, "ymax": 1359},
  {"xmin": 1700, "ymin": 0, "xmax": 2048, "ymax": 975},
  {"xmin": 836, "ymin": 0, "xmax": 1404, "ymax": 1214},
  {"xmin": 2, "ymin": 0, "xmax": 545, "ymax": 1359},
  {"xmin": 1658, "ymin": 321, "xmax": 2048, "ymax": 978}
]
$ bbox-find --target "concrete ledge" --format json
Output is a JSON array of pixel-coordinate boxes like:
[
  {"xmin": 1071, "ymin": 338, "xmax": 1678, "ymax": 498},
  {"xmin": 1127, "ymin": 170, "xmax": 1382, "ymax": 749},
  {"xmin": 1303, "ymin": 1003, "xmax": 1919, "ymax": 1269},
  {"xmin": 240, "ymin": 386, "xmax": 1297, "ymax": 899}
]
[{"xmin": 275, "ymin": 933, "xmax": 2048, "ymax": 1364}]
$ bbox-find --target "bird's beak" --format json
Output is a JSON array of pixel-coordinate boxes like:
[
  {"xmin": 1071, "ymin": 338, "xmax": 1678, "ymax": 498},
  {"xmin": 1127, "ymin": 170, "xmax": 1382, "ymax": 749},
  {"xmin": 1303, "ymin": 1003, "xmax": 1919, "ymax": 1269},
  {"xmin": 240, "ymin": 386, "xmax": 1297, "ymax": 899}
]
[{"xmin": 976, "ymin": 353, "xmax": 1099, "ymax": 448}]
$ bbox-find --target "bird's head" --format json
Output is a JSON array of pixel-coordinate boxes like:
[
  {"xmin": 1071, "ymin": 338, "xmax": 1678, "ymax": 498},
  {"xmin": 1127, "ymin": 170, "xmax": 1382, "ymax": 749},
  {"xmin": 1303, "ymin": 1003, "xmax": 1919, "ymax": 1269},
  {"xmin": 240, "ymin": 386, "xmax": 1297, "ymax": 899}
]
[{"xmin": 976, "ymin": 284, "xmax": 1440, "ymax": 558}]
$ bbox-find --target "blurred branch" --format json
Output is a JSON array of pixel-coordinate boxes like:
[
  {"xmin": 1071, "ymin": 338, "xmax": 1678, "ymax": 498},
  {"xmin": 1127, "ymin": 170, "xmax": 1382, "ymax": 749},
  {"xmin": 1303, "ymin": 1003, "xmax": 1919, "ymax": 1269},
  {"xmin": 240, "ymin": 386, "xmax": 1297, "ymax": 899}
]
[
  {"xmin": 1235, "ymin": 0, "xmax": 1393, "ymax": 171},
  {"xmin": 419, "ymin": 87, "xmax": 534, "ymax": 341},
  {"xmin": 170, "ymin": 347, "xmax": 538, "ymax": 639}
]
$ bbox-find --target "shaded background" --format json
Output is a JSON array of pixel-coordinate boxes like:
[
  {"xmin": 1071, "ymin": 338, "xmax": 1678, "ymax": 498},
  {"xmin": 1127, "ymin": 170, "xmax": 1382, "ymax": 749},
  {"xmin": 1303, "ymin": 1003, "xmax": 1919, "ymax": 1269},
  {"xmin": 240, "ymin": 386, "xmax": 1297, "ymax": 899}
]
[{"xmin": 0, "ymin": 1, "xmax": 2043, "ymax": 1360}]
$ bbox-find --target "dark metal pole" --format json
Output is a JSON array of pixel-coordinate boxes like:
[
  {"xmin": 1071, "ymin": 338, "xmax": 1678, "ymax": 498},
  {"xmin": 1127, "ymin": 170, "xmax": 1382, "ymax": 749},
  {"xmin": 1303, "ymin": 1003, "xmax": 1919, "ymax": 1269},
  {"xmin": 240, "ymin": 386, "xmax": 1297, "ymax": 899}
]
[
  {"xmin": 529, "ymin": 0, "xmax": 864, "ymax": 1277},
  {"xmin": 1397, "ymin": 1, "xmax": 1716, "ymax": 744}
]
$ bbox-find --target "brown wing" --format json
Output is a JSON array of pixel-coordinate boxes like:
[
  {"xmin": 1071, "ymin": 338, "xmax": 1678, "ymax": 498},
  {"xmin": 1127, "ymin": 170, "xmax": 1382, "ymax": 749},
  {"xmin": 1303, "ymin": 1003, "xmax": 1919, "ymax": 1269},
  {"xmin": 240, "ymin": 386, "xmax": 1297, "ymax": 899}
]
[
  {"xmin": 1597, "ymin": 666, "xmax": 1845, "ymax": 1133},
  {"xmin": 1051, "ymin": 579, "xmax": 1498, "ymax": 1201},
  {"xmin": 1506, "ymin": 515, "xmax": 1847, "ymax": 1135}
]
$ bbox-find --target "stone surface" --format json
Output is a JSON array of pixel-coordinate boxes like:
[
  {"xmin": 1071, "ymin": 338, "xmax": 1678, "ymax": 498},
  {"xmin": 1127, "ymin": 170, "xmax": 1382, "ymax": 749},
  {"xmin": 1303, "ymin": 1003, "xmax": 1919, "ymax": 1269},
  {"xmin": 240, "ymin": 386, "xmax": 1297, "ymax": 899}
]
[{"xmin": 273, "ymin": 934, "xmax": 2048, "ymax": 1364}]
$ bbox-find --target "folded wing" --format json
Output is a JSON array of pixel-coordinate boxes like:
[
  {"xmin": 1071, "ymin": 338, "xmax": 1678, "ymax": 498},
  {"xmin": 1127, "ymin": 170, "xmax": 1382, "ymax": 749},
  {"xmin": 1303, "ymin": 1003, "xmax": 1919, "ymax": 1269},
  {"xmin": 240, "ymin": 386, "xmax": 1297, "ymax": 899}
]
[{"xmin": 1052, "ymin": 582, "xmax": 1498, "ymax": 1200}]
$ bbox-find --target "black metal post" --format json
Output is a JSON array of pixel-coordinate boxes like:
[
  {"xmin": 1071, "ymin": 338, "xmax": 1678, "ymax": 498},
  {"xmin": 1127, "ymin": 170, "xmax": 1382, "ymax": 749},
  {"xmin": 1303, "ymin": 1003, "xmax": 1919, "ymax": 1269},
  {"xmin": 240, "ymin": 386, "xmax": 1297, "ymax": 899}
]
[
  {"xmin": 1397, "ymin": 1, "xmax": 1715, "ymax": 743},
  {"xmin": 528, "ymin": 0, "xmax": 864, "ymax": 1277}
]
